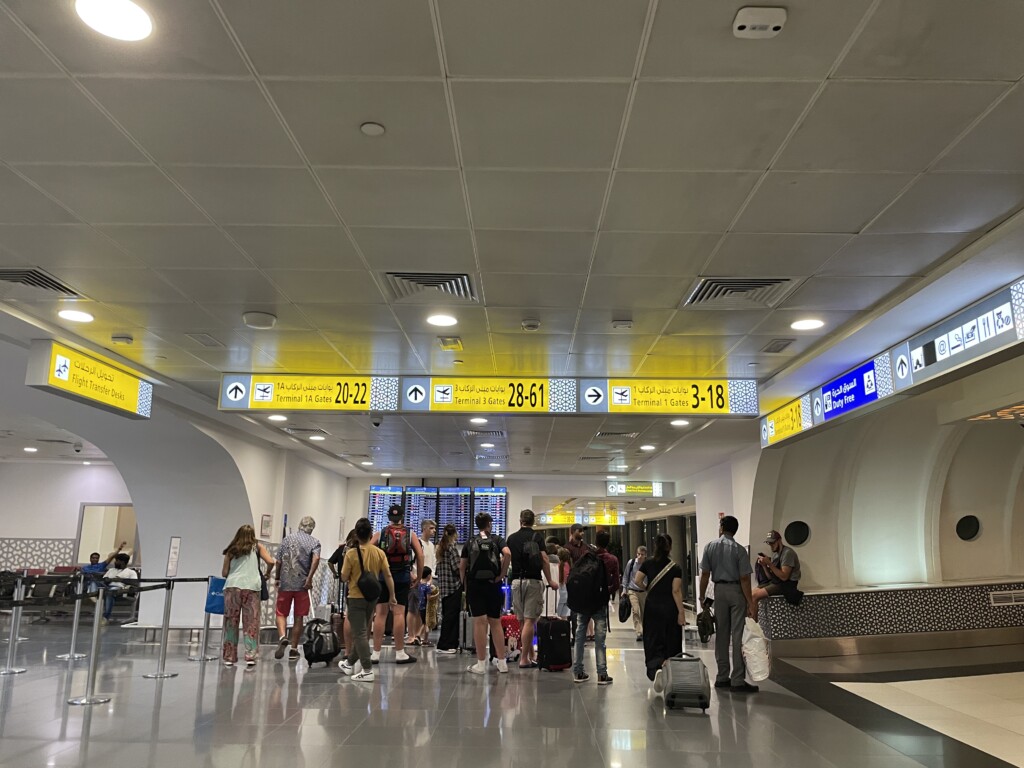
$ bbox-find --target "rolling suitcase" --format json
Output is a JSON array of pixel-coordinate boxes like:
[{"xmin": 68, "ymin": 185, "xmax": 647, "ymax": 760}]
[
  {"xmin": 302, "ymin": 618, "xmax": 341, "ymax": 667},
  {"xmin": 536, "ymin": 592, "xmax": 571, "ymax": 671},
  {"xmin": 659, "ymin": 627, "xmax": 711, "ymax": 712},
  {"xmin": 459, "ymin": 610, "xmax": 475, "ymax": 652}
]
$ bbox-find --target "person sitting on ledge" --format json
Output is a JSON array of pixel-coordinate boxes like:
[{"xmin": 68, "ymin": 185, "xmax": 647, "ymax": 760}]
[{"xmin": 752, "ymin": 530, "xmax": 803, "ymax": 613}]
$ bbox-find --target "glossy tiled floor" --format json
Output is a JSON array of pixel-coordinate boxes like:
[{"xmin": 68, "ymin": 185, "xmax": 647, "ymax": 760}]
[{"xmin": 0, "ymin": 621, "xmax": 1001, "ymax": 768}]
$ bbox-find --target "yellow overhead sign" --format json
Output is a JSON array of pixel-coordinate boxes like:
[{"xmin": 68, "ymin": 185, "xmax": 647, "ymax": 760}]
[
  {"xmin": 221, "ymin": 374, "xmax": 376, "ymax": 411},
  {"xmin": 763, "ymin": 399, "xmax": 805, "ymax": 446},
  {"xmin": 428, "ymin": 377, "xmax": 551, "ymax": 413},
  {"xmin": 607, "ymin": 378, "xmax": 731, "ymax": 415},
  {"xmin": 26, "ymin": 340, "xmax": 152, "ymax": 419}
]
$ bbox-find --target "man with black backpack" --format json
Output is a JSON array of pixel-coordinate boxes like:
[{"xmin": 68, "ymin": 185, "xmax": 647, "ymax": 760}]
[
  {"xmin": 506, "ymin": 509, "xmax": 558, "ymax": 669},
  {"xmin": 460, "ymin": 512, "xmax": 512, "ymax": 675},
  {"xmin": 566, "ymin": 530, "xmax": 619, "ymax": 685},
  {"xmin": 370, "ymin": 504, "xmax": 424, "ymax": 665}
]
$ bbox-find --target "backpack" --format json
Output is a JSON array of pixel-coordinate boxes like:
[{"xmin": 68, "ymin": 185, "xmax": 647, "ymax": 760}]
[
  {"xmin": 468, "ymin": 535, "xmax": 502, "ymax": 581},
  {"xmin": 302, "ymin": 618, "xmax": 340, "ymax": 666},
  {"xmin": 379, "ymin": 524, "xmax": 410, "ymax": 571},
  {"xmin": 566, "ymin": 551, "xmax": 608, "ymax": 615},
  {"xmin": 520, "ymin": 535, "xmax": 544, "ymax": 578}
]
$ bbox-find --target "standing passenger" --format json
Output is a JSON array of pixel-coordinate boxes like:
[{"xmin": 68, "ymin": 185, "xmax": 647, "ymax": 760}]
[
  {"xmin": 506, "ymin": 509, "xmax": 557, "ymax": 669},
  {"xmin": 339, "ymin": 517, "xmax": 395, "ymax": 683},
  {"xmin": 273, "ymin": 516, "xmax": 321, "ymax": 662},
  {"xmin": 634, "ymin": 535, "xmax": 683, "ymax": 683},
  {"xmin": 370, "ymin": 504, "xmax": 422, "ymax": 664},
  {"xmin": 221, "ymin": 525, "xmax": 276, "ymax": 668},
  {"xmin": 434, "ymin": 524, "xmax": 463, "ymax": 655},
  {"xmin": 461, "ymin": 512, "xmax": 511, "ymax": 675},
  {"xmin": 622, "ymin": 546, "xmax": 648, "ymax": 642}
]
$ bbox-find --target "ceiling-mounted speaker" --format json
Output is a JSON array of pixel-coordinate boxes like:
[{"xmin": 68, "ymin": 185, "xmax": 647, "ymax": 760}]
[{"xmin": 733, "ymin": 7, "xmax": 787, "ymax": 39}]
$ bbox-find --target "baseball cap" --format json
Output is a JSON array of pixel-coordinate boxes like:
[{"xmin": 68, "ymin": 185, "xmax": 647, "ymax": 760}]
[
  {"xmin": 570, "ymin": 523, "xmax": 587, "ymax": 533},
  {"xmin": 764, "ymin": 530, "xmax": 782, "ymax": 544}
]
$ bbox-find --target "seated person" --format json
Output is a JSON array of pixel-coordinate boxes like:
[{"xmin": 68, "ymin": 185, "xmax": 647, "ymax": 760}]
[
  {"xmin": 81, "ymin": 541, "xmax": 129, "ymax": 594},
  {"xmin": 102, "ymin": 553, "xmax": 139, "ymax": 623},
  {"xmin": 752, "ymin": 530, "xmax": 802, "ymax": 611}
]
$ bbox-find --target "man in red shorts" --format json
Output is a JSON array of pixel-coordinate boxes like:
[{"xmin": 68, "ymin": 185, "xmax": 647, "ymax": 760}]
[{"xmin": 273, "ymin": 516, "xmax": 321, "ymax": 661}]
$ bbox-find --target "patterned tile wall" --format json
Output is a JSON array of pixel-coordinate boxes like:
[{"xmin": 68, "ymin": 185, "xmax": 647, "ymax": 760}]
[
  {"xmin": 761, "ymin": 582, "xmax": 1024, "ymax": 640},
  {"xmin": 0, "ymin": 538, "xmax": 76, "ymax": 571}
]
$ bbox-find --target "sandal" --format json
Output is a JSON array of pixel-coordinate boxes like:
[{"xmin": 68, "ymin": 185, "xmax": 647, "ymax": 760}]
[{"xmin": 409, "ymin": 638, "xmax": 422, "ymax": 646}]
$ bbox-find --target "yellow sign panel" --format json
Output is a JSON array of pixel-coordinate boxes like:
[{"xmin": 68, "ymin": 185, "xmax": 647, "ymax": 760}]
[
  {"xmin": 27, "ymin": 340, "xmax": 151, "ymax": 419},
  {"xmin": 246, "ymin": 375, "xmax": 373, "ymax": 410},
  {"xmin": 586, "ymin": 511, "xmax": 622, "ymax": 526},
  {"xmin": 765, "ymin": 399, "xmax": 804, "ymax": 445},
  {"xmin": 607, "ymin": 379, "xmax": 731, "ymax": 415},
  {"xmin": 545, "ymin": 511, "xmax": 578, "ymax": 526},
  {"xmin": 429, "ymin": 377, "xmax": 550, "ymax": 412}
]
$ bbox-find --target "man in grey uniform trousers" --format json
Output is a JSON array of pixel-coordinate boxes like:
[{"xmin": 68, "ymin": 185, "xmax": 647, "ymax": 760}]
[{"xmin": 698, "ymin": 515, "xmax": 759, "ymax": 693}]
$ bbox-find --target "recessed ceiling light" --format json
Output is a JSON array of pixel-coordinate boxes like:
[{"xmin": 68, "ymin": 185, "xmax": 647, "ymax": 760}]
[
  {"xmin": 791, "ymin": 318, "xmax": 825, "ymax": 331},
  {"xmin": 489, "ymin": 462, "xmax": 501, "ymax": 468},
  {"xmin": 640, "ymin": 445, "xmax": 656, "ymax": 451},
  {"xmin": 427, "ymin": 314, "xmax": 458, "ymax": 327},
  {"xmin": 453, "ymin": 359, "xmax": 464, "ymax": 365},
  {"xmin": 58, "ymin": 309, "xmax": 94, "ymax": 323},
  {"xmin": 658, "ymin": 502, "xmax": 667, "ymax": 506},
  {"xmin": 494, "ymin": 474, "xmax": 504, "ymax": 478},
  {"xmin": 480, "ymin": 442, "xmax": 495, "ymax": 448},
  {"xmin": 606, "ymin": 475, "xmax": 617, "ymax": 480},
  {"xmin": 470, "ymin": 418, "xmax": 488, "ymax": 425},
  {"xmin": 83, "ymin": 461, "xmax": 91, "ymax": 465},
  {"xmin": 309, "ymin": 435, "xmax": 326, "ymax": 441},
  {"xmin": 748, "ymin": 362, "xmax": 759, "ymax": 367},
  {"xmin": 639, "ymin": 507, "xmax": 647, "ymax": 511},
  {"xmin": 75, "ymin": 0, "xmax": 152, "ymax": 41},
  {"xmin": 242, "ymin": 311, "xmax": 277, "ymax": 330},
  {"xmin": 23, "ymin": 447, "xmax": 37, "ymax": 453},
  {"xmin": 268, "ymin": 415, "xmax": 287, "ymax": 422},
  {"xmin": 361, "ymin": 461, "xmax": 374, "ymax": 466},
  {"xmin": 670, "ymin": 419, "xmax": 689, "ymax": 427},
  {"xmin": 617, "ymin": 465, "xmax": 628, "ymax": 470},
  {"xmin": 588, "ymin": 501, "xmax": 596, "ymax": 506},
  {"xmin": 380, "ymin": 472, "xmax": 390, "ymax": 477},
  {"xmin": 360, "ymin": 122, "xmax": 386, "ymax": 137}
]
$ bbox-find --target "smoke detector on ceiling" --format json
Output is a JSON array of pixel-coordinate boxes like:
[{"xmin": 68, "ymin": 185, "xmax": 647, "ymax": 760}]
[
  {"xmin": 521, "ymin": 319, "xmax": 541, "ymax": 332},
  {"xmin": 733, "ymin": 7, "xmax": 787, "ymax": 39}
]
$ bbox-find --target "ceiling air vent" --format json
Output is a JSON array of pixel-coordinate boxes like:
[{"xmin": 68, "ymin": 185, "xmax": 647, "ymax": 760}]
[
  {"xmin": 437, "ymin": 336, "xmax": 463, "ymax": 351},
  {"xmin": 461, "ymin": 430, "xmax": 506, "ymax": 438},
  {"xmin": 476, "ymin": 454, "xmax": 509, "ymax": 461},
  {"xmin": 683, "ymin": 277, "xmax": 797, "ymax": 310},
  {"xmin": 185, "ymin": 333, "xmax": 225, "ymax": 348},
  {"xmin": 595, "ymin": 431, "xmax": 640, "ymax": 439},
  {"xmin": 578, "ymin": 455, "xmax": 610, "ymax": 461},
  {"xmin": 384, "ymin": 272, "xmax": 477, "ymax": 303},
  {"xmin": 0, "ymin": 268, "xmax": 79, "ymax": 296},
  {"xmin": 761, "ymin": 338, "xmax": 795, "ymax": 354},
  {"xmin": 989, "ymin": 590, "xmax": 1024, "ymax": 606},
  {"xmin": 283, "ymin": 427, "xmax": 330, "ymax": 438}
]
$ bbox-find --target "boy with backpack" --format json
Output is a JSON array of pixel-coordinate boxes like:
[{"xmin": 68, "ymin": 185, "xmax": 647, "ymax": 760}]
[
  {"xmin": 370, "ymin": 504, "xmax": 424, "ymax": 665},
  {"xmin": 566, "ymin": 529, "xmax": 620, "ymax": 685},
  {"xmin": 460, "ymin": 512, "xmax": 512, "ymax": 675}
]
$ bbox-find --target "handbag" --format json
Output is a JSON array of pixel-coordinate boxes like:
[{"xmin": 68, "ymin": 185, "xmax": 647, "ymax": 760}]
[
  {"xmin": 205, "ymin": 577, "xmax": 226, "ymax": 615},
  {"xmin": 260, "ymin": 569, "xmax": 269, "ymax": 601},
  {"xmin": 618, "ymin": 592, "xmax": 631, "ymax": 623},
  {"xmin": 355, "ymin": 545, "xmax": 382, "ymax": 602}
]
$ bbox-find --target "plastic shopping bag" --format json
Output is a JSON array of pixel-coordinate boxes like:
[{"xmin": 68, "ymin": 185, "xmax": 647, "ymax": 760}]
[
  {"xmin": 741, "ymin": 617, "xmax": 770, "ymax": 682},
  {"xmin": 205, "ymin": 577, "xmax": 226, "ymax": 616}
]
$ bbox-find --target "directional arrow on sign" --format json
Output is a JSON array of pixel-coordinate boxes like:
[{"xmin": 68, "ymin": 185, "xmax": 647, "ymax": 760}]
[
  {"xmin": 584, "ymin": 386, "xmax": 604, "ymax": 405},
  {"xmin": 407, "ymin": 385, "xmax": 425, "ymax": 404},
  {"xmin": 226, "ymin": 382, "xmax": 246, "ymax": 402},
  {"xmin": 896, "ymin": 354, "xmax": 909, "ymax": 379}
]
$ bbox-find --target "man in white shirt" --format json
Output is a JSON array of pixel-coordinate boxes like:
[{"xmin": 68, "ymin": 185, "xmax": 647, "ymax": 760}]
[{"xmin": 102, "ymin": 553, "xmax": 139, "ymax": 624}]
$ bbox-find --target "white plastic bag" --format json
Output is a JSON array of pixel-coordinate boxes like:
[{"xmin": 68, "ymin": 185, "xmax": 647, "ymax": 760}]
[{"xmin": 741, "ymin": 617, "xmax": 771, "ymax": 682}]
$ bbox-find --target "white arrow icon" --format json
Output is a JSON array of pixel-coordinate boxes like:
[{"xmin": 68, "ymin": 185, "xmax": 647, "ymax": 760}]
[
  {"xmin": 813, "ymin": 397, "xmax": 822, "ymax": 417},
  {"xmin": 226, "ymin": 382, "xmax": 246, "ymax": 402},
  {"xmin": 896, "ymin": 354, "xmax": 909, "ymax": 379},
  {"xmin": 407, "ymin": 385, "xmax": 425, "ymax": 404},
  {"xmin": 584, "ymin": 386, "xmax": 604, "ymax": 405}
]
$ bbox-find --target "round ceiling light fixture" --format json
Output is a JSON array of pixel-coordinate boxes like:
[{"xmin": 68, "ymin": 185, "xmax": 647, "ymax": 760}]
[
  {"xmin": 480, "ymin": 442, "xmax": 495, "ymax": 448},
  {"xmin": 242, "ymin": 311, "xmax": 277, "ymax": 330},
  {"xmin": 83, "ymin": 461, "xmax": 91, "ymax": 465},
  {"xmin": 489, "ymin": 462, "xmax": 501, "ymax": 468},
  {"xmin": 670, "ymin": 419, "xmax": 689, "ymax": 427},
  {"xmin": 360, "ymin": 122, "xmax": 386, "ymax": 137},
  {"xmin": 309, "ymin": 435, "xmax": 326, "ymax": 441},
  {"xmin": 58, "ymin": 309, "xmax": 94, "ymax": 323},
  {"xmin": 380, "ymin": 472, "xmax": 390, "ymax": 477},
  {"xmin": 427, "ymin": 314, "xmax": 457, "ymax": 327},
  {"xmin": 639, "ymin": 507, "xmax": 647, "ymax": 511},
  {"xmin": 268, "ymin": 415, "xmax": 288, "ymax": 422},
  {"xmin": 640, "ymin": 444, "xmax": 656, "ymax": 451},
  {"xmin": 658, "ymin": 502, "xmax": 667, "ymax": 507},
  {"xmin": 24, "ymin": 446, "xmax": 38, "ymax": 453},
  {"xmin": 493, "ymin": 474, "xmax": 504, "ymax": 478},
  {"xmin": 606, "ymin": 475, "xmax": 617, "ymax": 480},
  {"xmin": 361, "ymin": 461, "xmax": 374, "ymax": 466},
  {"xmin": 75, "ymin": 0, "xmax": 152, "ymax": 41},
  {"xmin": 791, "ymin": 318, "xmax": 825, "ymax": 331},
  {"xmin": 470, "ymin": 417, "xmax": 488, "ymax": 425}
]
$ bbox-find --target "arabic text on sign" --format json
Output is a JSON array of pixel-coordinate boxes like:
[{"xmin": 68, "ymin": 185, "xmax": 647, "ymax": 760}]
[
  {"xmin": 246, "ymin": 375, "xmax": 373, "ymax": 411},
  {"xmin": 607, "ymin": 379, "xmax": 731, "ymax": 414},
  {"xmin": 429, "ymin": 378, "xmax": 550, "ymax": 412}
]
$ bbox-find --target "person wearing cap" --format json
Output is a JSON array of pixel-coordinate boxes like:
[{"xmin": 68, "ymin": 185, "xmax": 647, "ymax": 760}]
[
  {"xmin": 370, "ymin": 504, "xmax": 424, "ymax": 665},
  {"xmin": 752, "ymin": 530, "xmax": 802, "ymax": 613}
]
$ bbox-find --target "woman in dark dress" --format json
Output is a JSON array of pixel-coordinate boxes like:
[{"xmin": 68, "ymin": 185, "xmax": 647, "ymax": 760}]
[{"xmin": 634, "ymin": 534, "xmax": 685, "ymax": 682}]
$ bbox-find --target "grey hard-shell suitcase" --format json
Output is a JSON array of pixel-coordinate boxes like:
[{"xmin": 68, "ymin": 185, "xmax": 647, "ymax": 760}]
[{"xmin": 660, "ymin": 626, "xmax": 711, "ymax": 711}]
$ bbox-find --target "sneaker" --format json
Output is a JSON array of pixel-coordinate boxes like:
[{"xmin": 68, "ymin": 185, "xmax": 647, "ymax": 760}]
[
  {"xmin": 288, "ymin": 648, "xmax": 300, "ymax": 662},
  {"xmin": 573, "ymin": 671, "xmax": 590, "ymax": 684},
  {"xmin": 495, "ymin": 658, "xmax": 508, "ymax": 674},
  {"xmin": 338, "ymin": 660, "xmax": 355, "ymax": 676},
  {"xmin": 370, "ymin": 650, "xmax": 380, "ymax": 665},
  {"xmin": 598, "ymin": 674, "xmax": 613, "ymax": 686},
  {"xmin": 436, "ymin": 648, "xmax": 457, "ymax": 655},
  {"xmin": 731, "ymin": 682, "xmax": 759, "ymax": 693},
  {"xmin": 395, "ymin": 651, "xmax": 417, "ymax": 665},
  {"xmin": 635, "ymin": 634, "xmax": 643, "ymax": 642},
  {"xmin": 274, "ymin": 637, "xmax": 288, "ymax": 660},
  {"xmin": 653, "ymin": 669, "xmax": 665, "ymax": 694},
  {"xmin": 714, "ymin": 680, "xmax": 731, "ymax": 689},
  {"xmin": 468, "ymin": 660, "xmax": 488, "ymax": 675},
  {"xmin": 223, "ymin": 660, "xmax": 235, "ymax": 668},
  {"xmin": 245, "ymin": 659, "xmax": 256, "ymax": 668},
  {"xmin": 352, "ymin": 670, "xmax": 375, "ymax": 683}
]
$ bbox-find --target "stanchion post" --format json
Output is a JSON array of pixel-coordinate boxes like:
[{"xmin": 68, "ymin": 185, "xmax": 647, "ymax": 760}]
[
  {"xmin": 188, "ymin": 610, "xmax": 217, "ymax": 662},
  {"xmin": 143, "ymin": 580, "xmax": 178, "ymax": 679},
  {"xmin": 57, "ymin": 573, "xmax": 87, "ymax": 662},
  {"xmin": 0, "ymin": 578, "xmax": 27, "ymax": 675},
  {"xmin": 68, "ymin": 586, "xmax": 111, "ymax": 705}
]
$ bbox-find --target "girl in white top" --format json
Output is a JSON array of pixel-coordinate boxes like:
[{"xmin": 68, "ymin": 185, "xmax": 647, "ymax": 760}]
[{"xmin": 222, "ymin": 524, "xmax": 275, "ymax": 667}]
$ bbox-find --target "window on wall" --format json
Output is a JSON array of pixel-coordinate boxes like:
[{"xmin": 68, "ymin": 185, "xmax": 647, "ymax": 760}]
[{"xmin": 77, "ymin": 504, "xmax": 139, "ymax": 565}]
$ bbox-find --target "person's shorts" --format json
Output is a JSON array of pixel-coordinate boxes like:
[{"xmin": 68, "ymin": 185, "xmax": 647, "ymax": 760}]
[
  {"xmin": 407, "ymin": 587, "xmax": 421, "ymax": 613},
  {"xmin": 276, "ymin": 590, "xmax": 310, "ymax": 618},
  {"xmin": 511, "ymin": 579, "xmax": 544, "ymax": 620},
  {"xmin": 764, "ymin": 581, "xmax": 800, "ymax": 598},
  {"xmin": 379, "ymin": 576, "xmax": 410, "ymax": 609},
  {"xmin": 466, "ymin": 581, "xmax": 503, "ymax": 620}
]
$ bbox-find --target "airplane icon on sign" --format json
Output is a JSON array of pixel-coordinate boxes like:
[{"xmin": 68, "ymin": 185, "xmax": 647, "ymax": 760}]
[{"xmin": 434, "ymin": 384, "xmax": 453, "ymax": 403}]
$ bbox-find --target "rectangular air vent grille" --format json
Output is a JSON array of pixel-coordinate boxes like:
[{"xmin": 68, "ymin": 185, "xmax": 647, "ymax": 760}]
[
  {"xmin": 185, "ymin": 333, "xmax": 225, "ymax": 348},
  {"xmin": 437, "ymin": 336, "xmax": 463, "ymax": 351},
  {"xmin": 384, "ymin": 272, "xmax": 477, "ymax": 303},
  {"xmin": 461, "ymin": 430, "xmax": 505, "ymax": 438},
  {"xmin": 476, "ymin": 454, "xmax": 509, "ymax": 461},
  {"xmin": 761, "ymin": 338, "xmax": 795, "ymax": 354},
  {"xmin": 989, "ymin": 590, "xmax": 1024, "ymax": 606},
  {"xmin": 683, "ymin": 277, "xmax": 796, "ymax": 310},
  {"xmin": 578, "ymin": 455, "xmax": 610, "ymax": 461},
  {"xmin": 595, "ymin": 431, "xmax": 640, "ymax": 439},
  {"xmin": 0, "ymin": 268, "xmax": 79, "ymax": 296},
  {"xmin": 283, "ymin": 427, "xmax": 330, "ymax": 437}
]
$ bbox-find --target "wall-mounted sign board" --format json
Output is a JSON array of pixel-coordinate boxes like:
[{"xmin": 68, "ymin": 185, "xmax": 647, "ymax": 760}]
[
  {"xmin": 606, "ymin": 480, "xmax": 674, "ymax": 497},
  {"xmin": 26, "ymin": 339, "xmax": 153, "ymax": 419}
]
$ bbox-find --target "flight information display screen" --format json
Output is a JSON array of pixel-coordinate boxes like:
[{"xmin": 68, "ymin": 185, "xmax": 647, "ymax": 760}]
[
  {"xmin": 473, "ymin": 487, "xmax": 508, "ymax": 539},
  {"xmin": 368, "ymin": 486, "xmax": 404, "ymax": 533},
  {"xmin": 404, "ymin": 487, "xmax": 438, "ymax": 536},
  {"xmin": 438, "ymin": 487, "xmax": 471, "ymax": 543}
]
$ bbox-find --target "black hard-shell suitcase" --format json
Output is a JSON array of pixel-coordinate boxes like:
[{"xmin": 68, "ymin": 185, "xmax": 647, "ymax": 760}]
[
  {"xmin": 536, "ymin": 592, "xmax": 571, "ymax": 671},
  {"xmin": 659, "ymin": 627, "xmax": 711, "ymax": 711}
]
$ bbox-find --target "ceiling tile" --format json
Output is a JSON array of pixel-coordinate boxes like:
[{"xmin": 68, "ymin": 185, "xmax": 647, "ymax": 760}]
[
  {"xmin": 620, "ymin": 82, "xmax": 815, "ymax": 171},
  {"xmin": 643, "ymin": 0, "xmax": 872, "ymax": 78},
  {"xmin": 0, "ymin": 14, "xmax": 60, "ymax": 74},
  {"xmin": 939, "ymin": 87, "xmax": 1024, "ymax": 172},
  {"xmin": 837, "ymin": 0, "xmax": 1024, "ymax": 80},
  {"xmin": 17, "ymin": 165, "xmax": 204, "ymax": 224},
  {"xmin": 483, "ymin": 273, "xmax": 585, "ymax": 308},
  {"xmin": 751, "ymin": 309, "xmax": 859, "ymax": 335},
  {"xmin": 300, "ymin": 304, "xmax": 401, "ymax": 334},
  {"xmin": 169, "ymin": 167, "xmax": 336, "ymax": 226},
  {"xmin": 320, "ymin": 332, "xmax": 422, "ymax": 372},
  {"xmin": 225, "ymin": 226, "xmax": 362, "ymax": 270},
  {"xmin": 0, "ymin": 224, "xmax": 136, "ymax": 269},
  {"xmin": 635, "ymin": 355, "xmax": 715, "ymax": 377},
  {"xmin": 109, "ymin": 302, "xmax": 227, "ymax": 332},
  {"xmin": 776, "ymin": 81, "xmax": 1005, "ymax": 173},
  {"xmin": 274, "ymin": 351, "xmax": 354, "ymax": 373},
  {"xmin": 219, "ymin": 0, "xmax": 440, "ymax": 77},
  {"xmin": 592, "ymin": 233, "xmax": 718, "ymax": 276},
  {"xmin": 649, "ymin": 336, "xmax": 743, "ymax": 357},
  {"xmin": 118, "ymin": 342, "xmax": 209, "ymax": 370},
  {"xmin": 819, "ymin": 233, "xmax": 972, "ymax": 277},
  {"xmin": 351, "ymin": 228, "xmax": 475, "ymax": 272},
  {"xmin": 604, "ymin": 172, "xmax": 759, "ymax": 232},
  {"xmin": 485, "ymin": 308, "xmax": 579, "ymax": 335},
  {"xmin": 0, "ymin": 168, "xmax": 76, "ymax": 224},
  {"xmin": 48, "ymin": 267, "xmax": 187, "ymax": 303},
  {"xmin": 665, "ymin": 309, "xmax": 770, "ymax": 336},
  {"xmin": 454, "ymin": 82, "xmax": 627, "ymax": 169},
  {"xmin": 490, "ymin": 353, "xmax": 569, "ymax": 376},
  {"xmin": 707, "ymin": 234, "xmax": 851, "ymax": 276},
  {"xmin": 867, "ymin": 173, "xmax": 1024, "ymax": 234},
  {"xmin": 237, "ymin": 331, "xmax": 336, "ymax": 354},
  {"xmin": 156, "ymin": 269, "xmax": 285, "ymax": 304},
  {"xmin": 390, "ymin": 303, "xmax": 487, "ymax": 335},
  {"xmin": 5, "ymin": 0, "xmax": 247, "ymax": 76},
  {"xmin": 148, "ymin": 364, "xmax": 222, "ymax": 382},
  {"xmin": 570, "ymin": 335, "xmax": 658, "ymax": 358},
  {"xmin": 734, "ymin": 172, "xmax": 913, "ymax": 234},
  {"xmin": 711, "ymin": 355, "xmax": 788, "ymax": 380},
  {"xmin": 319, "ymin": 169, "xmax": 467, "ymax": 228},
  {"xmin": 188, "ymin": 344, "xmax": 282, "ymax": 371},
  {"xmin": 727, "ymin": 335, "xmax": 819, "ymax": 357},
  {"xmin": 476, "ymin": 230, "xmax": 593, "ymax": 274},
  {"xmin": 269, "ymin": 81, "xmax": 455, "ymax": 167},
  {"xmin": 265, "ymin": 270, "xmax": 384, "ymax": 304},
  {"xmin": 466, "ymin": 171, "xmax": 606, "ymax": 230},
  {"xmin": 203, "ymin": 303, "xmax": 314, "ymax": 331},
  {"xmin": 84, "ymin": 78, "xmax": 299, "ymax": 166},
  {"xmin": 780, "ymin": 276, "xmax": 911, "ymax": 311},
  {"xmin": 0, "ymin": 79, "xmax": 143, "ymax": 163},
  {"xmin": 489, "ymin": 333, "xmax": 572, "ymax": 356},
  {"xmin": 439, "ymin": 0, "xmax": 646, "ymax": 77},
  {"xmin": 406, "ymin": 331, "xmax": 490, "ymax": 358},
  {"xmin": 576, "ymin": 309, "xmax": 674, "ymax": 335},
  {"xmin": 582, "ymin": 275, "xmax": 689, "ymax": 310},
  {"xmin": 100, "ymin": 225, "xmax": 251, "ymax": 269}
]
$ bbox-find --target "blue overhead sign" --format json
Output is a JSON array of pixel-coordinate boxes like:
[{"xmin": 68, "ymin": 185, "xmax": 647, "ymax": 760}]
[{"xmin": 820, "ymin": 360, "xmax": 880, "ymax": 421}]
